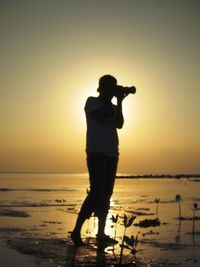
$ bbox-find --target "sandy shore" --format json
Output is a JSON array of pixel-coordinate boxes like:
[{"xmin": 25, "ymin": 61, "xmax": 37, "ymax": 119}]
[{"xmin": 0, "ymin": 239, "xmax": 39, "ymax": 267}]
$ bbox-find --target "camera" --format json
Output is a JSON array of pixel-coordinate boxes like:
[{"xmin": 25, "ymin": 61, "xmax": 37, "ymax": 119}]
[{"xmin": 114, "ymin": 85, "xmax": 136, "ymax": 97}]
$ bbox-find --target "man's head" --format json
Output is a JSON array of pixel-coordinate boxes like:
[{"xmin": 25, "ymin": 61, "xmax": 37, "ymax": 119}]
[{"xmin": 97, "ymin": 75, "xmax": 117, "ymax": 99}]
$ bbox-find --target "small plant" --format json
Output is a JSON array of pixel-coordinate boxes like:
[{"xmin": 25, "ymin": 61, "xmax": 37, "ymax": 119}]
[
  {"xmin": 111, "ymin": 214, "xmax": 119, "ymax": 239},
  {"xmin": 124, "ymin": 233, "xmax": 138, "ymax": 258},
  {"xmin": 175, "ymin": 194, "xmax": 182, "ymax": 219},
  {"xmin": 119, "ymin": 214, "xmax": 136, "ymax": 266},
  {"xmin": 192, "ymin": 202, "xmax": 200, "ymax": 234},
  {"xmin": 175, "ymin": 219, "xmax": 182, "ymax": 243},
  {"xmin": 154, "ymin": 198, "xmax": 160, "ymax": 215}
]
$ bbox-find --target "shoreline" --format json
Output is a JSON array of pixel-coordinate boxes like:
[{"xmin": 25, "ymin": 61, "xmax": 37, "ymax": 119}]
[{"xmin": 116, "ymin": 174, "xmax": 200, "ymax": 179}]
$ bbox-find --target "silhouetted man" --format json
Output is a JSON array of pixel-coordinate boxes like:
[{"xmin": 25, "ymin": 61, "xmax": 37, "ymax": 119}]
[{"xmin": 71, "ymin": 74, "xmax": 125, "ymax": 245}]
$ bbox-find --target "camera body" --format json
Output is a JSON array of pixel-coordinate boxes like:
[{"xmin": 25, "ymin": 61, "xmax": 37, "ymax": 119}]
[{"xmin": 114, "ymin": 85, "xmax": 136, "ymax": 97}]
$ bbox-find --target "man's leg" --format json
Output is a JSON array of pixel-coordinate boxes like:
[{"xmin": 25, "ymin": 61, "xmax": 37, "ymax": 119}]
[
  {"xmin": 97, "ymin": 156, "xmax": 118, "ymax": 238},
  {"xmin": 71, "ymin": 153, "xmax": 107, "ymax": 244}
]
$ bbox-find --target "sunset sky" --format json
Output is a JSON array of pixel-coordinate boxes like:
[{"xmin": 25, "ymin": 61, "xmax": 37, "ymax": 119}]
[{"xmin": 0, "ymin": 0, "xmax": 200, "ymax": 174}]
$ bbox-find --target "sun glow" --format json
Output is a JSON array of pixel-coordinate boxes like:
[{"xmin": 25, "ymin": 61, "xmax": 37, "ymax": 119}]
[
  {"xmin": 122, "ymin": 96, "xmax": 137, "ymax": 127},
  {"xmin": 72, "ymin": 80, "xmax": 98, "ymax": 130}
]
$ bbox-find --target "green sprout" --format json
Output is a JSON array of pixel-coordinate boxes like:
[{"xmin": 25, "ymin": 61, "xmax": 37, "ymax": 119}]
[
  {"xmin": 111, "ymin": 214, "xmax": 119, "ymax": 239},
  {"xmin": 154, "ymin": 198, "xmax": 160, "ymax": 215},
  {"xmin": 175, "ymin": 194, "xmax": 182, "ymax": 219},
  {"xmin": 119, "ymin": 214, "xmax": 137, "ymax": 266},
  {"xmin": 124, "ymin": 233, "xmax": 138, "ymax": 258},
  {"xmin": 192, "ymin": 202, "xmax": 200, "ymax": 234}
]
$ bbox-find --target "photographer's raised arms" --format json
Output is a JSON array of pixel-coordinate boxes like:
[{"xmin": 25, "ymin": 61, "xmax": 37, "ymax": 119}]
[{"xmin": 70, "ymin": 75, "xmax": 136, "ymax": 246}]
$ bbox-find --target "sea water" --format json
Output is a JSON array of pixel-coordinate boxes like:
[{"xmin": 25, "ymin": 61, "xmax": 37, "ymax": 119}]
[{"xmin": 0, "ymin": 173, "xmax": 200, "ymax": 266}]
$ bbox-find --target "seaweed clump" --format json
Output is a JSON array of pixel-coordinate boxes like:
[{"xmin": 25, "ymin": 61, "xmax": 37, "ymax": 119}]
[{"xmin": 134, "ymin": 218, "xmax": 160, "ymax": 228}]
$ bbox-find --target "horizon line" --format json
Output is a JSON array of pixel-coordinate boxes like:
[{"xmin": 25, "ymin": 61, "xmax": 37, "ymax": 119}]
[{"xmin": 0, "ymin": 171, "xmax": 200, "ymax": 177}]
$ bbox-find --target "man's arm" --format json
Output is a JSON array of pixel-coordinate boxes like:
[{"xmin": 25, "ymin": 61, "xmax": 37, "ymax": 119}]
[{"xmin": 89, "ymin": 104, "xmax": 114, "ymax": 122}]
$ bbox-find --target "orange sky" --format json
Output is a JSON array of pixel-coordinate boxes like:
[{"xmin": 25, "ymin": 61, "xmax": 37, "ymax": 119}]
[{"xmin": 0, "ymin": 1, "xmax": 200, "ymax": 174}]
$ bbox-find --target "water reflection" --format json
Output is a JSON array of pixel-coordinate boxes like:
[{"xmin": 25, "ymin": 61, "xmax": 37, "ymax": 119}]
[
  {"xmin": 175, "ymin": 219, "xmax": 182, "ymax": 243},
  {"xmin": 65, "ymin": 241, "xmax": 116, "ymax": 267}
]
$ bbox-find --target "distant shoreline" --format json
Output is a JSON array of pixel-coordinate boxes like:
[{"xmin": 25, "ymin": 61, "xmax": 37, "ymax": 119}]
[
  {"xmin": 0, "ymin": 171, "xmax": 200, "ymax": 179},
  {"xmin": 116, "ymin": 174, "xmax": 200, "ymax": 179}
]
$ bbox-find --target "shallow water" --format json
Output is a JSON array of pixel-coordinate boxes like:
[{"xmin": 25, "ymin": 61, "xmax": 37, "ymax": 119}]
[{"xmin": 0, "ymin": 173, "xmax": 200, "ymax": 266}]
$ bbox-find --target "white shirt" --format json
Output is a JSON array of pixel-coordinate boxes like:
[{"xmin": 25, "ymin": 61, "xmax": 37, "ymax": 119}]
[{"xmin": 85, "ymin": 97, "xmax": 119, "ymax": 157}]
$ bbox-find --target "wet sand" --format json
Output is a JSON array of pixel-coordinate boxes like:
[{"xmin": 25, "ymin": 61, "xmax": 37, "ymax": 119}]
[
  {"xmin": 0, "ymin": 174, "xmax": 200, "ymax": 266},
  {"xmin": 0, "ymin": 240, "xmax": 39, "ymax": 267}
]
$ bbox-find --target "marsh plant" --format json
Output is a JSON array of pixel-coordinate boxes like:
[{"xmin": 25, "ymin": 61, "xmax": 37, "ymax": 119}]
[
  {"xmin": 154, "ymin": 198, "xmax": 160, "ymax": 215},
  {"xmin": 175, "ymin": 219, "xmax": 182, "ymax": 243},
  {"xmin": 119, "ymin": 214, "xmax": 137, "ymax": 266},
  {"xmin": 192, "ymin": 202, "xmax": 200, "ymax": 234},
  {"xmin": 175, "ymin": 194, "xmax": 182, "ymax": 219},
  {"xmin": 111, "ymin": 214, "xmax": 119, "ymax": 239}
]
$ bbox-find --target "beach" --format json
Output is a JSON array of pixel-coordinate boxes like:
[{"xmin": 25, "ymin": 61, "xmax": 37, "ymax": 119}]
[
  {"xmin": 0, "ymin": 173, "xmax": 200, "ymax": 266},
  {"xmin": 0, "ymin": 240, "xmax": 39, "ymax": 267}
]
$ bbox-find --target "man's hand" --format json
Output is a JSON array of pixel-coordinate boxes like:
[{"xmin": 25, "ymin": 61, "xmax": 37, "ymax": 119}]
[{"xmin": 116, "ymin": 92, "xmax": 127, "ymax": 105}]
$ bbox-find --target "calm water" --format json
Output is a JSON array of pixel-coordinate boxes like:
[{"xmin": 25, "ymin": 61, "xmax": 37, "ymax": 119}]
[
  {"xmin": 0, "ymin": 173, "xmax": 199, "ymax": 205},
  {"xmin": 0, "ymin": 173, "xmax": 200, "ymax": 266}
]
